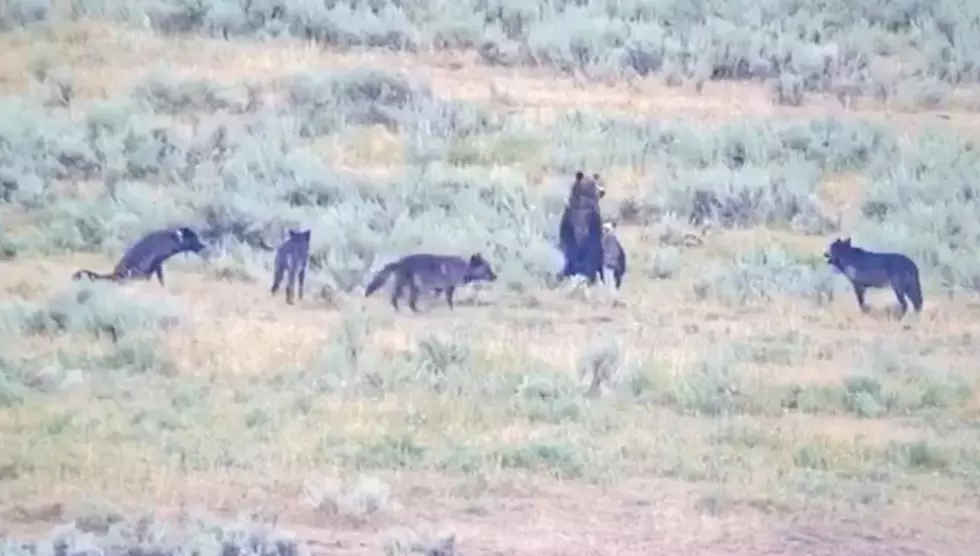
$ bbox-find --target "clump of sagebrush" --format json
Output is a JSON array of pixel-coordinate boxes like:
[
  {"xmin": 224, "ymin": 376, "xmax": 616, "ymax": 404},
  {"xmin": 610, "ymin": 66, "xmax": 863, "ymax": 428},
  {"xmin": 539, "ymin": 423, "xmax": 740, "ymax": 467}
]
[
  {"xmin": 577, "ymin": 336, "xmax": 622, "ymax": 398},
  {"xmin": 0, "ymin": 512, "xmax": 309, "ymax": 556},
  {"xmin": 0, "ymin": 282, "xmax": 181, "ymax": 341},
  {"xmin": 312, "ymin": 314, "xmax": 384, "ymax": 391},
  {"xmin": 381, "ymin": 525, "xmax": 457, "ymax": 556},
  {"xmin": 286, "ymin": 68, "xmax": 429, "ymax": 137},
  {"xmin": 665, "ymin": 345, "xmax": 742, "ymax": 416},
  {"xmin": 693, "ymin": 246, "xmax": 836, "ymax": 306},
  {"xmin": 0, "ymin": 356, "xmax": 30, "ymax": 406},
  {"xmin": 649, "ymin": 246, "xmax": 682, "ymax": 279},
  {"xmin": 0, "ymin": 0, "xmax": 51, "ymax": 31},
  {"xmin": 513, "ymin": 369, "xmax": 585, "ymax": 424},
  {"xmin": 412, "ymin": 333, "xmax": 471, "ymax": 393},
  {"xmin": 302, "ymin": 475, "xmax": 391, "ymax": 521},
  {"xmin": 856, "ymin": 131, "xmax": 980, "ymax": 291},
  {"xmin": 131, "ymin": 69, "xmax": 246, "ymax": 115}
]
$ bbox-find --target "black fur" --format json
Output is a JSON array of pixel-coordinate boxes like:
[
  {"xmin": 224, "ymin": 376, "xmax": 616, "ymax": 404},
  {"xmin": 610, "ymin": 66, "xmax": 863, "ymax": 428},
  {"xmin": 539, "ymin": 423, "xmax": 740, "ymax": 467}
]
[
  {"xmin": 364, "ymin": 253, "xmax": 497, "ymax": 313},
  {"xmin": 72, "ymin": 227, "xmax": 206, "ymax": 286},
  {"xmin": 558, "ymin": 171, "xmax": 606, "ymax": 285},
  {"xmin": 824, "ymin": 237, "xmax": 923, "ymax": 319},
  {"xmin": 271, "ymin": 229, "xmax": 311, "ymax": 305}
]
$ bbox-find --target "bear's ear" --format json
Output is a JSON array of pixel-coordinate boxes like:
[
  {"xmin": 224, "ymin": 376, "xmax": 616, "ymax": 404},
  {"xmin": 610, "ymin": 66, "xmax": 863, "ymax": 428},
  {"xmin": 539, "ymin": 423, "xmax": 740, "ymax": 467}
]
[{"xmin": 575, "ymin": 171, "xmax": 584, "ymax": 182}]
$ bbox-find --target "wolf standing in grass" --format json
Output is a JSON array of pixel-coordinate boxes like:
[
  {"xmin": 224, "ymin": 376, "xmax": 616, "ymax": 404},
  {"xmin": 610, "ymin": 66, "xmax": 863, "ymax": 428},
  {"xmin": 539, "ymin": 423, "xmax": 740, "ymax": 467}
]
[
  {"xmin": 271, "ymin": 229, "xmax": 311, "ymax": 305},
  {"xmin": 72, "ymin": 226, "xmax": 207, "ymax": 286},
  {"xmin": 558, "ymin": 171, "xmax": 605, "ymax": 285},
  {"xmin": 824, "ymin": 237, "xmax": 923, "ymax": 319},
  {"xmin": 599, "ymin": 221, "xmax": 627, "ymax": 289},
  {"xmin": 364, "ymin": 253, "xmax": 497, "ymax": 312}
]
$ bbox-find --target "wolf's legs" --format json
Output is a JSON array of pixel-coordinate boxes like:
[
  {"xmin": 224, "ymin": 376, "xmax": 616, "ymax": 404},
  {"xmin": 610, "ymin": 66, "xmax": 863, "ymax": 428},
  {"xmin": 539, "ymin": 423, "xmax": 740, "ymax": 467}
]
[
  {"xmin": 904, "ymin": 275, "xmax": 924, "ymax": 313},
  {"xmin": 271, "ymin": 263, "xmax": 285, "ymax": 295},
  {"xmin": 889, "ymin": 281, "xmax": 909, "ymax": 319},
  {"xmin": 391, "ymin": 280, "xmax": 404, "ymax": 311},
  {"xmin": 444, "ymin": 286, "xmax": 456, "ymax": 310},
  {"xmin": 285, "ymin": 268, "xmax": 297, "ymax": 305},
  {"xmin": 408, "ymin": 282, "xmax": 422, "ymax": 313},
  {"xmin": 152, "ymin": 263, "xmax": 165, "ymax": 286},
  {"xmin": 297, "ymin": 266, "xmax": 307, "ymax": 301},
  {"xmin": 853, "ymin": 284, "xmax": 870, "ymax": 313}
]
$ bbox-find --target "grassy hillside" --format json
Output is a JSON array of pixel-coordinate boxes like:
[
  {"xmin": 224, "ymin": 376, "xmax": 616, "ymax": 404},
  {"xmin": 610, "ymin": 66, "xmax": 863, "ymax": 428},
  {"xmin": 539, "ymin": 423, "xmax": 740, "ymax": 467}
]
[{"xmin": 1, "ymin": 2, "xmax": 980, "ymax": 555}]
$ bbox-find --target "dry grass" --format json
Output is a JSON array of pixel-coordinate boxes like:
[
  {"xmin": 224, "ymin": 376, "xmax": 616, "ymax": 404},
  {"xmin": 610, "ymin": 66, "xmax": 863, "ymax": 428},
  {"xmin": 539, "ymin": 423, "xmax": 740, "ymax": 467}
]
[
  {"xmin": 5, "ymin": 20, "xmax": 980, "ymax": 136},
  {"xmin": 2, "ymin": 18, "xmax": 980, "ymax": 556}
]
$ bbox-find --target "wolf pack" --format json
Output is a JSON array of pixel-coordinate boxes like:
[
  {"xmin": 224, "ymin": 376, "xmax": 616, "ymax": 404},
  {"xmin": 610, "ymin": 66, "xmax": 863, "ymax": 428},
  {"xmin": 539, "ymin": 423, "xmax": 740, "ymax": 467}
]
[{"xmin": 69, "ymin": 170, "xmax": 925, "ymax": 320}]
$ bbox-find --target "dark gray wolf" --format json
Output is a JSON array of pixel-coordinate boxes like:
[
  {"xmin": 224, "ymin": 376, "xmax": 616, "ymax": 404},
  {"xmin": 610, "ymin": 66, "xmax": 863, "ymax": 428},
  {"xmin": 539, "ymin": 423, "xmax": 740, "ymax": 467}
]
[
  {"xmin": 71, "ymin": 227, "xmax": 206, "ymax": 286},
  {"xmin": 824, "ymin": 237, "xmax": 923, "ymax": 318},
  {"xmin": 271, "ymin": 229, "xmax": 311, "ymax": 305},
  {"xmin": 364, "ymin": 253, "xmax": 497, "ymax": 312},
  {"xmin": 558, "ymin": 171, "xmax": 605, "ymax": 284},
  {"xmin": 599, "ymin": 221, "xmax": 627, "ymax": 289}
]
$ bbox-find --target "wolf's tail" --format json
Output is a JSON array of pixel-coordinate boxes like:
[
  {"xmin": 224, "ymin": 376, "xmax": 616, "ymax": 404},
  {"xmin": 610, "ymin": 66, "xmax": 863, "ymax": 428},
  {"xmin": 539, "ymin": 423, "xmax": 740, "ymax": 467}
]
[
  {"xmin": 71, "ymin": 269, "xmax": 116, "ymax": 282},
  {"xmin": 364, "ymin": 262, "xmax": 398, "ymax": 297},
  {"xmin": 906, "ymin": 266, "xmax": 924, "ymax": 312}
]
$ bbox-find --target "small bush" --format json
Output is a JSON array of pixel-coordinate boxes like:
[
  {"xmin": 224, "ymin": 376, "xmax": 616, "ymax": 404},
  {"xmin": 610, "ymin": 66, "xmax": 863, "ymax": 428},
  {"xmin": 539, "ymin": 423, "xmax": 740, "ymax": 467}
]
[
  {"xmin": 0, "ymin": 514, "xmax": 309, "ymax": 556},
  {"xmin": 382, "ymin": 526, "xmax": 457, "ymax": 556},
  {"xmin": 0, "ymin": 0, "xmax": 51, "ymax": 31},
  {"xmin": 303, "ymin": 475, "xmax": 391, "ymax": 520},
  {"xmin": 649, "ymin": 246, "xmax": 682, "ymax": 279},
  {"xmin": 694, "ymin": 246, "xmax": 838, "ymax": 306},
  {"xmin": 0, "ymin": 283, "xmax": 181, "ymax": 341},
  {"xmin": 131, "ymin": 70, "xmax": 245, "ymax": 115}
]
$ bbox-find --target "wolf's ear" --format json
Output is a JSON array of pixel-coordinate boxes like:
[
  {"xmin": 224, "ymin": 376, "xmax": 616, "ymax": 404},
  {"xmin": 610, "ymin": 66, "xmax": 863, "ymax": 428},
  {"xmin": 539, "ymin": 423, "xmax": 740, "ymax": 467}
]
[
  {"xmin": 469, "ymin": 253, "xmax": 482, "ymax": 264},
  {"xmin": 843, "ymin": 237, "xmax": 851, "ymax": 245},
  {"xmin": 593, "ymin": 173, "xmax": 601, "ymax": 181},
  {"xmin": 574, "ymin": 171, "xmax": 584, "ymax": 182},
  {"xmin": 301, "ymin": 230, "xmax": 311, "ymax": 240}
]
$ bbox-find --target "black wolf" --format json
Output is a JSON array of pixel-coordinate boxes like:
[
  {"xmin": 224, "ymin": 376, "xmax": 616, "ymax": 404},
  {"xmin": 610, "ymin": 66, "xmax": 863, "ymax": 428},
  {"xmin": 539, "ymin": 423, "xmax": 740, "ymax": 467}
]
[
  {"xmin": 71, "ymin": 227, "xmax": 206, "ymax": 286},
  {"xmin": 824, "ymin": 237, "xmax": 923, "ymax": 319},
  {"xmin": 558, "ymin": 171, "xmax": 606, "ymax": 284},
  {"xmin": 364, "ymin": 253, "xmax": 497, "ymax": 312},
  {"xmin": 270, "ymin": 229, "xmax": 311, "ymax": 305},
  {"xmin": 599, "ymin": 221, "xmax": 627, "ymax": 289}
]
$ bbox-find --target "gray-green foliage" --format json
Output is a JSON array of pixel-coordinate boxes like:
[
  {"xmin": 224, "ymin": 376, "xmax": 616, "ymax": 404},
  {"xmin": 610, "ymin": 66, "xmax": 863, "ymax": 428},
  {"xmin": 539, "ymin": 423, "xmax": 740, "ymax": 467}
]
[
  {"xmin": 553, "ymin": 113, "xmax": 893, "ymax": 232},
  {"xmin": 0, "ymin": 0, "xmax": 50, "ymax": 31},
  {"xmin": 0, "ymin": 514, "xmax": 309, "ymax": 556},
  {"xmin": 35, "ymin": 0, "xmax": 979, "ymax": 99},
  {"xmin": 5, "ymin": 61, "xmax": 980, "ymax": 293},
  {"xmin": 855, "ymin": 130, "xmax": 980, "ymax": 292},
  {"xmin": 695, "ymin": 245, "xmax": 841, "ymax": 306},
  {"xmin": 0, "ymin": 282, "xmax": 181, "ymax": 339}
]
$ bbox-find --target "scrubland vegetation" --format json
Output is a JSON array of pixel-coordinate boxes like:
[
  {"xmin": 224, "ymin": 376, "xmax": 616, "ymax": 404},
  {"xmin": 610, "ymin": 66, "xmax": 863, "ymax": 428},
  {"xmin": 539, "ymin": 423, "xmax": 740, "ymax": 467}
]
[{"xmin": 2, "ymin": 0, "xmax": 980, "ymax": 554}]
